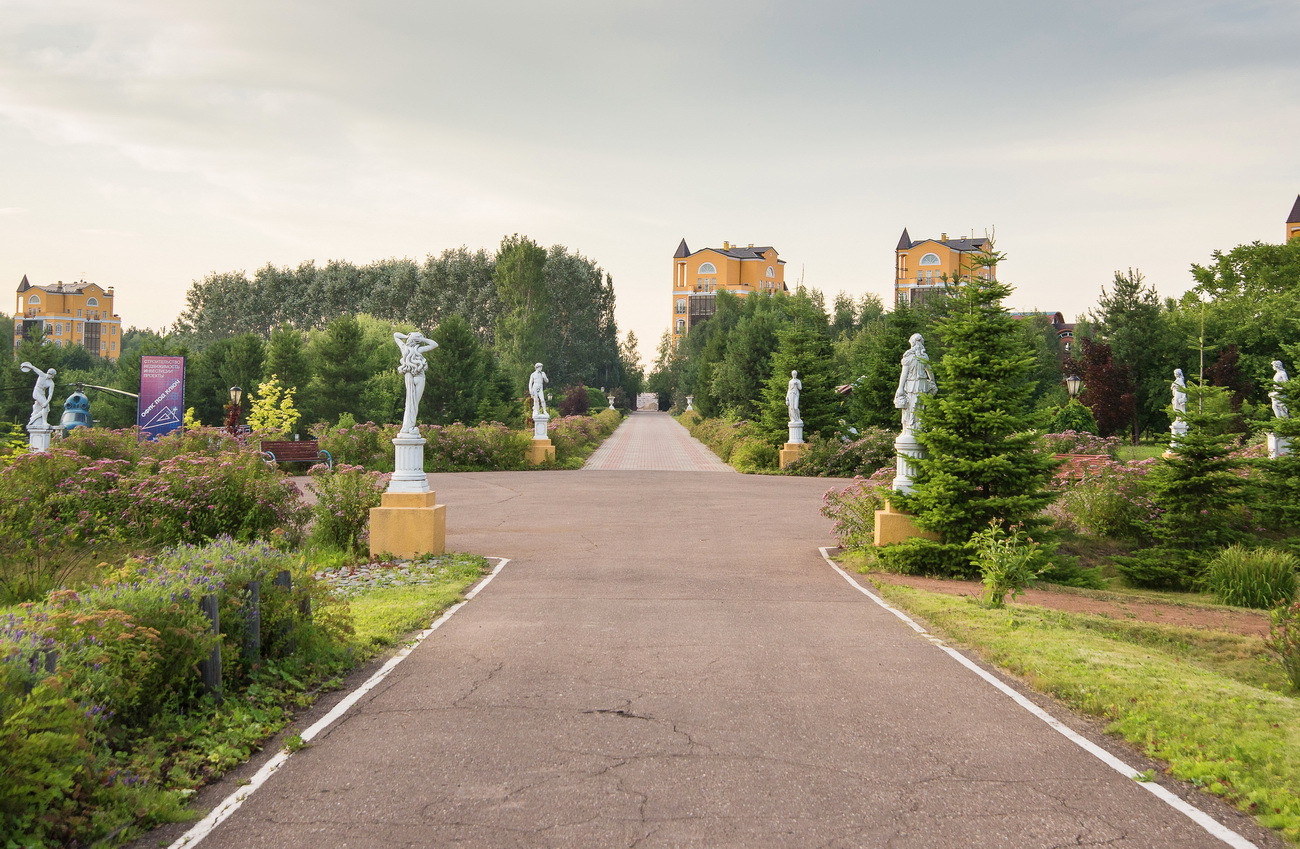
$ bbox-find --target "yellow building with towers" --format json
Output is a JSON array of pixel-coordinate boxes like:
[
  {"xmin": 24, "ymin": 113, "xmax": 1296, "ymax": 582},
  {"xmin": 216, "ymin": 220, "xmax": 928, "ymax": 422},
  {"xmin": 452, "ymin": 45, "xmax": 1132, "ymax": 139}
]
[
  {"xmin": 13, "ymin": 276, "xmax": 124, "ymax": 360},
  {"xmin": 671, "ymin": 239, "xmax": 787, "ymax": 345},
  {"xmin": 1287, "ymin": 195, "xmax": 1300, "ymax": 242},
  {"xmin": 894, "ymin": 229, "xmax": 997, "ymax": 306}
]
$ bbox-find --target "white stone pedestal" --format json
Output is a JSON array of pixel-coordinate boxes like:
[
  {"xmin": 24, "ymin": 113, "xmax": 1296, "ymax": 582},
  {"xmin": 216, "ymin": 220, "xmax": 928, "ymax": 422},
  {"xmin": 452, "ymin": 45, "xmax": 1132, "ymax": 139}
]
[
  {"xmin": 388, "ymin": 433, "xmax": 430, "ymax": 494},
  {"xmin": 1166, "ymin": 419, "xmax": 1189, "ymax": 456},
  {"xmin": 893, "ymin": 431, "xmax": 924, "ymax": 493},
  {"xmin": 1268, "ymin": 433, "xmax": 1292, "ymax": 459},
  {"xmin": 787, "ymin": 419, "xmax": 804, "ymax": 445},
  {"xmin": 370, "ymin": 432, "xmax": 445, "ymax": 558},
  {"xmin": 27, "ymin": 425, "xmax": 52, "ymax": 454},
  {"xmin": 533, "ymin": 413, "xmax": 550, "ymax": 440}
]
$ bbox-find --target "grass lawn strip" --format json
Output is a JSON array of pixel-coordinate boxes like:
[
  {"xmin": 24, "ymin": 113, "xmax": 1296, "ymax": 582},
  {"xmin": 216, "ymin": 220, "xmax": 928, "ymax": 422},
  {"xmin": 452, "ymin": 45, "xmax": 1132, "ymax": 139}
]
[
  {"xmin": 163, "ymin": 554, "xmax": 505, "ymax": 849},
  {"xmin": 871, "ymin": 582, "xmax": 1300, "ymax": 847}
]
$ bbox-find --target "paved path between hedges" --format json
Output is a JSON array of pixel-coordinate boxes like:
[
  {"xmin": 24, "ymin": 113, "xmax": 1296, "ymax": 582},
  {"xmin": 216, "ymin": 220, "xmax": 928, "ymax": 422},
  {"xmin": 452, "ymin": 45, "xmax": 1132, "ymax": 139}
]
[
  {"xmin": 582, "ymin": 411, "xmax": 735, "ymax": 472},
  {"xmin": 178, "ymin": 450, "xmax": 1273, "ymax": 846}
]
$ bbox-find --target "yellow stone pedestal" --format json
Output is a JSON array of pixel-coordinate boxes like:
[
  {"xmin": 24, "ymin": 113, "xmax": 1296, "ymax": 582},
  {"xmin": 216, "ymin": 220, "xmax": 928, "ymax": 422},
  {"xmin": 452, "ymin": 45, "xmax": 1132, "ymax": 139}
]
[
  {"xmin": 779, "ymin": 442, "xmax": 809, "ymax": 469},
  {"xmin": 527, "ymin": 438, "xmax": 556, "ymax": 465},
  {"xmin": 873, "ymin": 500, "xmax": 939, "ymax": 546},
  {"xmin": 369, "ymin": 490, "xmax": 446, "ymax": 559}
]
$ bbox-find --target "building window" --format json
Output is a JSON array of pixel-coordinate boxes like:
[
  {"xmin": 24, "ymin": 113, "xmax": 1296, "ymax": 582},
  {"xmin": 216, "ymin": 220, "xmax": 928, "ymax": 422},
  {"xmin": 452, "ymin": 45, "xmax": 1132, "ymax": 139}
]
[
  {"xmin": 77, "ymin": 309, "xmax": 82, "ymax": 317},
  {"xmin": 675, "ymin": 299, "xmax": 686, "ymax": 314},
  {"xmin": 675, "ymin": 319, "xmax": 685, "ymax": 333},
  {"xmin": 699, "ymin": 262, "xmax": 717, "ymax": 274},
  {"xmin": 28, "ymin": 295, "xmax": 40, "ymax": 304},
  {"xmin": 920, "ymin": 252, "xmax": 941, "ymax": 266},
  {"xmin": 897, "ymin": 289, "xmax": 910, "ymax": 305},
  {"xmin": 766, "ymin": 266, "xmax": 774, "ymax": 277},
  {"xmin": 87, "ymin": 297, "xmax": 99, "ymax": 307}
]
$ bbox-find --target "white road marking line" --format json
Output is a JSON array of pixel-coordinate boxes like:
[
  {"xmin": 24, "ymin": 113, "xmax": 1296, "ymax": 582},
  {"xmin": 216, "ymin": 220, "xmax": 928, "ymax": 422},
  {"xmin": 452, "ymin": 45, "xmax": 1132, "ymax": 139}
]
[
  {"xmin": 167, "ymin": 556, "xmax": 511, "ymax": 848},
  {"xmin": 818, "ymin": 547, "xmax": 1261, "ymax": 849}
]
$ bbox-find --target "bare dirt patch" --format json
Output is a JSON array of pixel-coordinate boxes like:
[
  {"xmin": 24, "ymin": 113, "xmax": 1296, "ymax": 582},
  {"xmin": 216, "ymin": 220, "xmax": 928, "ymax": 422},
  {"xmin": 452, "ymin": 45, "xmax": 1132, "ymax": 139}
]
[{"xmin": 864, "ymin": 571, "xmax": 1271, "ymax": 637}]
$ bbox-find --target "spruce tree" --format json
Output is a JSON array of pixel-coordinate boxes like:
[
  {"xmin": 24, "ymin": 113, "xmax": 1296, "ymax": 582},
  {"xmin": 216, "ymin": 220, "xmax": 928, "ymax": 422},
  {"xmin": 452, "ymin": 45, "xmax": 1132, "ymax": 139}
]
[
  {"xmin": 889, "ymin": 260, "xmax": 1059, "ymax": 577},
  {"xmin": 759, "ymin": 322, "xmax": 837, "ymax": 444},
  {"xmin": 1116, "ymin": 384, "xmax": 1244, "ymax": 589}
]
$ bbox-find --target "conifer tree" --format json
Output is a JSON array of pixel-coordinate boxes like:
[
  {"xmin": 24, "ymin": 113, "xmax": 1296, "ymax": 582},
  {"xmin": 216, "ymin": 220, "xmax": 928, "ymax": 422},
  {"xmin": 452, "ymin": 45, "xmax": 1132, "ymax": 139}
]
[
  {"xmin": 759, "ymin": 322, "xmax": 837, "ymax": 444},
  {"xmin": 888, "ymin": 252, "xmax": 1058, "ymax": 576},
  {"xmin": 1116, "ymin": 384, "xmax": 1244, "ymax": 589}
]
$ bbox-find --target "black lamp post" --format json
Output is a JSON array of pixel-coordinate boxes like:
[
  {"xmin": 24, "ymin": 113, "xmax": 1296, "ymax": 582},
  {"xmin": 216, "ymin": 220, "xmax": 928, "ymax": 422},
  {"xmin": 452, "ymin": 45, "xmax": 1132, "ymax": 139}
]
[{"xmin": 225, "ymin": 385, "xmax": 243, "ymax": 434}]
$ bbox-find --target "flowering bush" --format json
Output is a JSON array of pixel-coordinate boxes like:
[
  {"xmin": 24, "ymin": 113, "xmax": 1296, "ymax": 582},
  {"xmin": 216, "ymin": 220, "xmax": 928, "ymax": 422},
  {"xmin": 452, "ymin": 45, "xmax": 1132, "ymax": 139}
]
[
  {"xmin": 547, "ymin": 409, "xmax": 621, "ymax": 464},
  {"xmin": 1038, "ymin": 430, "xmax": 1122, "ymax": 457},
  {"xmin": 1042, "ymin": 458, "xmax": 1159, "ymax": 540},
  {"xmin": 820, "ymin": 466, "xmax": 895, "ymax": 550},
  {"xmin": 60, "ymin": 426, "xmax": 146, "ymax": 463},
  {"xmin": 730, "ymin": 437, "xmax": 778, "ymax": 473},
  {"xmin": 308, "ymin": 464, "xmax": 389, "ymax": 553},
  {"xmin": 783, "ymin": 428, "xmax": 896, "ymax": 478},
  {"xmin": 310, "ymin": 418, "xmax": 394, "ymax": 470},
  {"xmin": 423, "ymin": 422, "xmax": 529, "ymax": 471},
  {"xmin": 125, "ymin": 451, "xmax": 308, "ymax": 547}
]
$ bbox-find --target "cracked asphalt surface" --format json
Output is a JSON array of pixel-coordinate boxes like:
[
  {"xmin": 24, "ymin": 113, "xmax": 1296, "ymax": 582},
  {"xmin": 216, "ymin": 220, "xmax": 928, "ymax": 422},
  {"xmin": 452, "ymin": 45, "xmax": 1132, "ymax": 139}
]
[{"xmin": 188, "ymin": 416, "xmax": 1270, "ymax": 848}]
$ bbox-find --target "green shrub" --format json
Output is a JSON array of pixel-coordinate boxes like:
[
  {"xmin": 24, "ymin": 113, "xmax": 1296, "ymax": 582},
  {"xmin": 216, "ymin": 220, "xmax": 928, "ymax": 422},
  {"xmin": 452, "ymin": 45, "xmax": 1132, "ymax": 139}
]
[
  {"xmin": 876, "ymin": 538, "xmax": 973, "ymax": 578},
  {"xmin": 970, "ymin": 523, "xmax": 1047, "ymax": 608},
  {"xmin": 1043, "ymin": 459, "xmax": 1158, "ymax": 541},
  {"xmin": 782, "ymin": 428, "xmax": 895, "ymax": 478},
  {"xmin": 310, "ymin": 419, "xmax": 394, "ymax": 470},
  {"xmin": 423, "ymin": 422, "xmax": 529, "ymax": 470},
  {"xmin": 1267, "ymin": 600, "xmax": 1300, "ymax": 690},
  {"xmin": 1202, "ymin": 545, "xmax": 1298, "ymax": 609},
  {"xmin": 730, "ymin": 438, "xmax": 778, "ymax": 473},
  {"xmin": 308, "ymin": 464, "xmax": 389, "ymax": 553},
  {"xmin": 820, "ymin": 467, "xmax": 894, "ymax": 550}
]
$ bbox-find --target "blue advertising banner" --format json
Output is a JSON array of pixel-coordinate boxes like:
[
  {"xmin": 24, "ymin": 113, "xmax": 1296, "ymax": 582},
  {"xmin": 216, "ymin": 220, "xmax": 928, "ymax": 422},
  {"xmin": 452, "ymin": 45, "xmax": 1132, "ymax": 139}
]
[{"xmin": 137, "ymin": 355, "xmax": 186, "ymax": 438}]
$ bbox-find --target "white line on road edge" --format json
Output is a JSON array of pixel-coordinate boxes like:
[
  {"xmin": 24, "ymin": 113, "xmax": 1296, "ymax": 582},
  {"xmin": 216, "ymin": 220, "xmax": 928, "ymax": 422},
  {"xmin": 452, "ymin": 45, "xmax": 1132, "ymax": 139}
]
[
  {"xmin": 167, "ymin": 556, "xmax": 511, "ymax": 848},
  {"xmin": 818, "ymin": 547, "xmax": 1261, "ymax": 849}
]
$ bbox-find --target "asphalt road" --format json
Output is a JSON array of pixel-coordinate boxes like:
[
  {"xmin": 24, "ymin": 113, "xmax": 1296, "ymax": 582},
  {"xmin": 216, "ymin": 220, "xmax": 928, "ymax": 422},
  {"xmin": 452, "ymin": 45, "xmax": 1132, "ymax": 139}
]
[{"xmin": 174, "ymin": 415, "xmax": 1272, "ymax": 848}]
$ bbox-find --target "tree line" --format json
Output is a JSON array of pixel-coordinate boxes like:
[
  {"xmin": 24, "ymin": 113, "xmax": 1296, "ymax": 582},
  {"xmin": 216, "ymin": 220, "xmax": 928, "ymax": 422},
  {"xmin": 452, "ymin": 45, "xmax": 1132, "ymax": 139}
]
[
  {"xmin": 2, "ymin": 236, "xmax": 644, "ymax": 430},
  {"xmin": 650, "ymin": 236, "xmax": 1300, "ymax": 447}
]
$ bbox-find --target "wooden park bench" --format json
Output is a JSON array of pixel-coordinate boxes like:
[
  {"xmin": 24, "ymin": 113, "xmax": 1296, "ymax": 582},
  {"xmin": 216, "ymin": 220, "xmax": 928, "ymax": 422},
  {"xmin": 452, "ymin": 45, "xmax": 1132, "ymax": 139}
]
[{"xmin": 260, "ymin": 440, "xmax": 333, "ymax": 470}]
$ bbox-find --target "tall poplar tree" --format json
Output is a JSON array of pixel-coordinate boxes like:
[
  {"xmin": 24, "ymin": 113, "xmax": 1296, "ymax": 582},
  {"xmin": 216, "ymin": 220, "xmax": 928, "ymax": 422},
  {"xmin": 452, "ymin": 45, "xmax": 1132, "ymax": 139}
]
[{"xmin": 493, "ymin": 235, "xmax": 550, "ymax": 391}]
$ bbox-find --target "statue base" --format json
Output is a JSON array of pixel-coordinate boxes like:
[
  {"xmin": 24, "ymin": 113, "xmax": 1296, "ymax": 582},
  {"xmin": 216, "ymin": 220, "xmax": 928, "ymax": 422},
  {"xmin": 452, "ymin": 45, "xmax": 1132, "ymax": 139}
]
[
  {"xmin": 369, "ymin": 490, "xmax": 446, "ymax": 559},
  {"xmin": 873, "ymin": 500, "xmax": 940, "ymax": 546},
  {"xmin": 1268, "ymin": 433, "xmax": 1292, "ymax": 459},
  {"xmin": 779, "ymin": 442, "xmax": 810, "ymax": 469},
  {"xmin": 27, "ymin": 425, "xmax": 52, "ymax": 454},
  {"xmin": 527, "ymin": 439, "xmax": 556, "ymax": 465},
  {"xmin": 1165, "ymin": 420, "xmax": 1190, "ymax": 458},
  {"xmin": 787, "ymin": 419, "xmax": 804, "ymax": 445},
  {"xmin": 892, "ymin": 431, "xmax": 924, "ymax": 493},
  {"xmin": 389, "ymin": 434, "xmax": 430, "ymax": 494},
  {"xmin": 532, "ymin": 413, "xmax": 550, "ymax": 441}
]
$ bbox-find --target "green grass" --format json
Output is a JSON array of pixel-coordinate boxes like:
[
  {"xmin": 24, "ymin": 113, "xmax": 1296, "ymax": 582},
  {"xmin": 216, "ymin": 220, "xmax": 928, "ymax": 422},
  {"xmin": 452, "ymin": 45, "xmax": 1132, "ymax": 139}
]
[
  {"xmin": 345, "ymin": 554, "xmax": 487, "ymax": 653},
  {"xmin": 1117, "ymin": 442, "xmax": 1166, "ymax": 461},
  {"xmin": 872, "ymin": 583, "xmax": 1300, "ymax": 846}
]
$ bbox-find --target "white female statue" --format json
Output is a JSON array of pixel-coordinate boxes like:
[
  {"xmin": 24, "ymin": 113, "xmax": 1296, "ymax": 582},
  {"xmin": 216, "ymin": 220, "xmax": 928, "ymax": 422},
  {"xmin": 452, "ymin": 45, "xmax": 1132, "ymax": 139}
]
[
  {"xmin": 20, "ymin": 362, "xmax": 57, "ymax": 429},
  {"xmin": 528, "ymin": 363, "xmax": 549, "ymax": 417},
  {"xmin": 1270, "ymin": 360, "xmax": 1290, "ymax": 419},
  {"xmin": 786, "ymin": 370, "xmax": 802, "ymax": 422},
  {"xmin": 1171, "ymin": 368, "xmax": 1188, "ymax": 415},
  {"xmin": 894, "ymin": 333, "xmax": 936, "ymax": 433},
  {"xmin": 394, "ymin": 330, "xmax": 437, "ymax": 435}
]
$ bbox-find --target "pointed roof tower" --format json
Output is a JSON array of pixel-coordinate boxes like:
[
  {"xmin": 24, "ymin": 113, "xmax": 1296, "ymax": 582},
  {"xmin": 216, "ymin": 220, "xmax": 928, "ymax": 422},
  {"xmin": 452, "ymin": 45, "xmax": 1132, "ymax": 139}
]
[
  {"xmin": 896, "ymin": 228, "xmax": 912, "ymax": 251},
  {"xmin": 17, "ymin": 274, "xmax": 31, "ymax": 293},
  {"xmin": 1288, "ymin": 196, "xmax": 1300, "ymax": 242},
  {"xmin": 674, "ymin": 238, "xmax": 690, "ymax": 259}
]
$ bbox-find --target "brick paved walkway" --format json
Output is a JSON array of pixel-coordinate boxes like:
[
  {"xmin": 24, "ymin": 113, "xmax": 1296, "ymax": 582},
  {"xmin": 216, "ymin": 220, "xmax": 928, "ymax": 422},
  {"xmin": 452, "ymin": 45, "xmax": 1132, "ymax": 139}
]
[{"xmin": 582, "ymin": 411, "xmax": 735, "ymax": 472}]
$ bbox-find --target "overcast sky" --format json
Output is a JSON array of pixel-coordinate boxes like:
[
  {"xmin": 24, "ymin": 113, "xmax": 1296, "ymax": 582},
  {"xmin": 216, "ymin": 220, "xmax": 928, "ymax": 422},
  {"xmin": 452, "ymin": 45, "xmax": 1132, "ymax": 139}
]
[{"xmin": 3, "ymin": 0, "xmax": 1298, "ymax": 367}]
